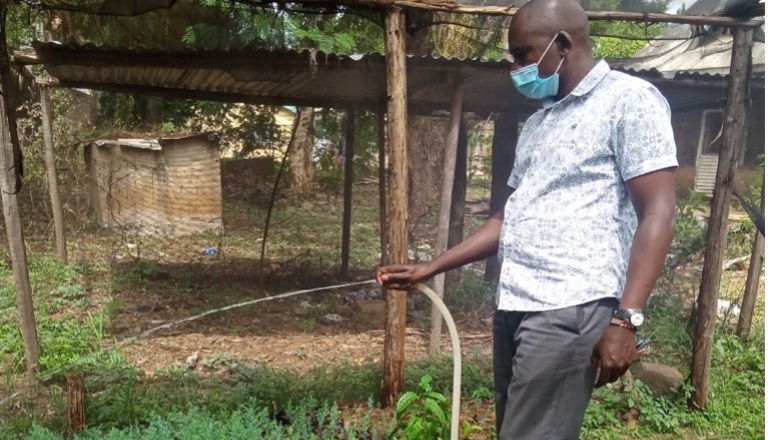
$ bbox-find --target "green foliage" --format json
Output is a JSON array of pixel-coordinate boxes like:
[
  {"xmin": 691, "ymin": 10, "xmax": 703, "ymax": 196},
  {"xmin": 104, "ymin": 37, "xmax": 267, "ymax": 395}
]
[
  {"xmin": 4, "ymin": 3, "xmax": 43, "ymax": 50},
  {"xmin": 588, "ymin": 0, "xmax": 668, "ymax": 59},
  {"xmin": 591, "ymin": 21, "xmax": 665, "ymax": 60},
  {"xmin": 0, "ymin": 255, "xmax": 119, "ymax": 376},
  {"xmin": 391, "ymin": 374, "xmax": 451, "ymax": 440},
  {"xmin": 664, "ymin": 190, "xmax": 708, "ymax": 272},
  {"xmin": 21, "ymin": 400, "xmax": 385, "ymax": 440},
  {"xmin": 182, "ymin": 2, "xmax": 383, "ymax": 54},
  {"xmin": 636, "ymin": 380, "xmax": 691, "ymax": 434}
]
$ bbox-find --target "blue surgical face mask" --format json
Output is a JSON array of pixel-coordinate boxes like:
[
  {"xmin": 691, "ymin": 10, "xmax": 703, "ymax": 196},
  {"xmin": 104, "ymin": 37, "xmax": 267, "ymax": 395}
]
[{"xmin": 510, "ymin": 33, "xmax": 565, "ymax": 100}]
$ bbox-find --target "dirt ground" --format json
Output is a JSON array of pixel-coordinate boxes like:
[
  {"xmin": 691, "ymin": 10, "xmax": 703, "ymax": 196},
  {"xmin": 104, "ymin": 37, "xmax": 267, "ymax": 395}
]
[{"xmin": 106, "ymin": 264, "xmax": 494, "ymax": 375}]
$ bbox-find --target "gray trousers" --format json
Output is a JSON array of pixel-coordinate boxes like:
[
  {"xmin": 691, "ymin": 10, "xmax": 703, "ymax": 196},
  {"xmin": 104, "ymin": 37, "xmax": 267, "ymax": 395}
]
[{"xmin": 493, "ymin": 297, "xmax": 618, "ymax": 440}]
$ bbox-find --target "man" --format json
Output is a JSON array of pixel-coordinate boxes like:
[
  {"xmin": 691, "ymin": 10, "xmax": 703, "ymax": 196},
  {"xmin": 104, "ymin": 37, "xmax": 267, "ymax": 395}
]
[{"xmin": 376, "ymin": 0, "xmax": 678, "ymax": 438}]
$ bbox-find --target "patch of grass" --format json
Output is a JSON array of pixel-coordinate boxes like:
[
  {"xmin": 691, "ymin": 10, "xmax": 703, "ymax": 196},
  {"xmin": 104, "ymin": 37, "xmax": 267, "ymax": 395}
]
[
  {"xmin": 21, "ymin": 399, "xmax": 391, "ymax": 440},
  {"xmin": 0, "ymin": 254, "xmax": 117, "ymax": 377}
]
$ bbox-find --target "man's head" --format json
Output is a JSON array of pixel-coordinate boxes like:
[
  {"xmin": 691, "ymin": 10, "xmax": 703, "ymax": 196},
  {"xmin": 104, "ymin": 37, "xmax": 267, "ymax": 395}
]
[{"xmin": 508, "ymin": 0, "xmax": 594, "ymax": 99}]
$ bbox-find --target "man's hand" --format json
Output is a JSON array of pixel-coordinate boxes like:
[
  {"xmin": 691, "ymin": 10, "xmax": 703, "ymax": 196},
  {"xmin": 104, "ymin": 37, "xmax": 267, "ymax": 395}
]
[
  {"xmin": 376, "ymin": 263, "xmax": 433, "ymax": 290},
  {"xmin": 591, "ymin": 325, "xmax": 639, "ymax": 388}
]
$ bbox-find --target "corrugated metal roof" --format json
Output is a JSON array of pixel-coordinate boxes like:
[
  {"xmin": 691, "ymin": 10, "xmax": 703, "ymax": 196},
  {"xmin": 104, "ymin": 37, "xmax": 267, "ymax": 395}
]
[
  {"xmin": 89, "ymin": 133, "xmax": 217, "ymax": 150},
  {"xmin": 25, "ymin": 41, "xmax": 535, "ymax": 115},
  {"xmin": 623, "ymin": 23, "xmax": 764, "ymax": 77},
  {"xmin": 17, "ymin": 42, "xmax": 761, "ymax": 115}
]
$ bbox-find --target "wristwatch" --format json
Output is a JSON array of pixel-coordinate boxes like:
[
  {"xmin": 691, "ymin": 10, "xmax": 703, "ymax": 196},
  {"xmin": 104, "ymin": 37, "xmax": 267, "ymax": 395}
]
[{"xmin": 613, "ymin": 308, "xmax": 644, "ymax": 329}]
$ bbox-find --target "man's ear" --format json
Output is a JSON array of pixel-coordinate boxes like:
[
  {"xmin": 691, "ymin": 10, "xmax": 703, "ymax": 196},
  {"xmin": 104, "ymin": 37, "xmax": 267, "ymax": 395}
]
[{"xmin": 555, "ymin": 31, "xmax": 573, "ymax": 56}]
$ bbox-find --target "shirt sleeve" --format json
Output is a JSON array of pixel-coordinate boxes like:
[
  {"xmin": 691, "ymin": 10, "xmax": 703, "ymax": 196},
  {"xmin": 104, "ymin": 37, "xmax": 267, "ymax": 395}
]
[{"xmin": 614, "ymin": 83, "xmax": 679, "ymax": 181}]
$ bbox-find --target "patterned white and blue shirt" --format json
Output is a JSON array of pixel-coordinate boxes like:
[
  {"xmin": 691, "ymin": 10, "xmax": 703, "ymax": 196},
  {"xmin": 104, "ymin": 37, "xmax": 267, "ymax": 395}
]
[{"xmin": 497, "ymin": 60, "xmax": 678, "ymax": 312}]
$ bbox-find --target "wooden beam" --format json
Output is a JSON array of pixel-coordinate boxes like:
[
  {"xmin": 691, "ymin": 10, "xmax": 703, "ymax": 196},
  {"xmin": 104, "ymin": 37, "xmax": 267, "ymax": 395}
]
[
  {"xmin": 690, "ymin": 26, "xmax": 753, "ymax": 410},
  {"xmin": 0, "ymin": 87, "xmax": 40, "ymax": 379},
  {"xmin": 382, "ymin": 7, "xmax": 409, "ymax": 408},
  {"xmin": 341, "ymin": 109, "xmax": 356, "ymax": 278},
  {"xmin": 39, "ymin": 86, "xmax": 68, "ymax": 264},
  {"xmin": 428, "ymin": 79, "xmax": 464, "ymax": 356}
]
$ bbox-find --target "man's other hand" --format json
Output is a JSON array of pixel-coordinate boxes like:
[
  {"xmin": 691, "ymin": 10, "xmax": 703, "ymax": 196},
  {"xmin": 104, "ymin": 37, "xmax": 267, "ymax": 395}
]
[{"xmin": 591, "ymin": 325, "xmax": 639, "ymax": 388}]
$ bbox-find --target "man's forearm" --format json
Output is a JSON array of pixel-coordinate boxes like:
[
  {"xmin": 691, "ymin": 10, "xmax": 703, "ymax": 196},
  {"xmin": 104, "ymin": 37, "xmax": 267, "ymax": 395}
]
[
  {"xmin": 424, "ymin": 210, "xmax": 504, "ymax": 278},
  {"xmin": 620, "ymin": 212, "xmax": 675, "ymax": 310}
]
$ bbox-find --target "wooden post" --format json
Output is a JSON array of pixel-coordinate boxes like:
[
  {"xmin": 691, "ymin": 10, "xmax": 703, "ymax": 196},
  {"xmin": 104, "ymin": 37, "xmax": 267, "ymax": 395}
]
[
  {"xmin": 66, "ymin": 372, "xmax": 86, "ymax": 434},
  {"xmin": 690, "ymin": 27, "xmax": 753, "ymax": 410},
  {"xmin": 429, "ymin": 80, "xmax": 464, "ymax": 355},
  {"xmin": 378, "ymin": 112, "xmax": 387, "ymax": 266},
  {"xmin": 484, "ymin": 111, "xmax": 518, "ymax": 282},
  {"xmin": 0, "ymin": 87, "xmax": 40, "ymax": 379},
  {"xmin": 737, "ymin": 176, "xmax": 764, "ymax": 341},
  {"xmin": 40, "ymin": 85, "xmax": 68, "ymax": 264},
  {"xmin": 382, "ymin": 7, "xmax": 410, "ymax": 407},
  {"xmin": 446, "ymin": 118, "xmax": 468, "ymax": 285},
  {"xmin": 341, "ymin": 109, "xmax": 355, "ymax": 278}
]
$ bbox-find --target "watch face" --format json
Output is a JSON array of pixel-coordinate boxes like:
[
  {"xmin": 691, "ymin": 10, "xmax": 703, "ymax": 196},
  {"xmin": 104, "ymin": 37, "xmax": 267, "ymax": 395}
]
[{"xmin": 630, "ymin": 312, "xmax": 644, "ymax": 327}]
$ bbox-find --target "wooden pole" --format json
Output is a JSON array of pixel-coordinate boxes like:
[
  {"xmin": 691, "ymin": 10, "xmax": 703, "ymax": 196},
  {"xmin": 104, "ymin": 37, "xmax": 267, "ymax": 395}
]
[
  {"xmin": 0, "ymin": 87, "xmax": 40, "ymax": 379},
  {"xmin": 484, "ymin": 111, "xmax": 517, "ymax": 282},
  {"xmin": 429, "ymin": 79, "xmax": 464, "ymax": 355},
  {"xmin": 690, "ymin": 26, "xmax": 753, "ymax": 410},
  {"xmin": 66, "ymin": 372, "xmax": 86, "ymax": 435},
  {"xmin": 341, "ymin": 109, "xmax": 356, "ymax": 278},
  {"xmin": 382, "ymin": 6, "xmax": 410, "ymax": 408},
  {"xmin": 39, "ymin": 86, "xmax": 68, "ymax": 264},
  {"xmin": 736, "ymin": 176, "xmax": 764, "ymax": 341},
  {"xmin": 378, "ymin": 112, "xmax": 387, "ymax": 267},
  {"xmin": 446, "ymin": 118, "xmax": 467, "ymax": 285}
]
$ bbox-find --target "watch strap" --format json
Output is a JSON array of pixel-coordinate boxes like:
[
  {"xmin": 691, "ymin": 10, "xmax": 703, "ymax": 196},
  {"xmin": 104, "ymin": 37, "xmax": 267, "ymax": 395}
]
[{"xmin": 610, "ymin": 317, "xmax": 638, "ymax": 333}]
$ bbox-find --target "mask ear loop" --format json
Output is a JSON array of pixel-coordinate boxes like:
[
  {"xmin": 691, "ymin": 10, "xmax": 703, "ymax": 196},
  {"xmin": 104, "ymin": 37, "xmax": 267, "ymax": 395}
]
[{"xmin": 536, "ymin": 32, "xmax": 561, "ymax": 65}]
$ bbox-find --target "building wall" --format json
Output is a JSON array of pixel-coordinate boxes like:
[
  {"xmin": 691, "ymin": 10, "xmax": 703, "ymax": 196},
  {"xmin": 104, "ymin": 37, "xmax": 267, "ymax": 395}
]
[
  {"xmin": 671, "ymin": 100, "xmax": 764, "ymax": 193},
  {"xmin": 87, "ymin": 135, "xmax": 222, "ymax": 236}
]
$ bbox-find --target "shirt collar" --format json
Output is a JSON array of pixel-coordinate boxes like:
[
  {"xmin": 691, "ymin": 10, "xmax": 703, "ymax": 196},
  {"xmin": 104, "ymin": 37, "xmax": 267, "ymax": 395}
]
[{"xmin": 542, "ymin": 60, "xmax": 610, "ymax": 109}]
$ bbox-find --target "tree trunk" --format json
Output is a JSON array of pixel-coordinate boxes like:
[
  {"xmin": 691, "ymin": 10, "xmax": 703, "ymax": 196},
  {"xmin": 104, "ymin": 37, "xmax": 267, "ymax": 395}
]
[
  {"xmin": 40, "ymin": 86, "xmax": 68, "ymax": 264},
  {"xmin": 690, "ymin": 27, "xmax": 753, "ymax": 410},
  {"xmin": 0, "ymin": 87, "xmax": 40, "ymax": 379},
  {"xmin": 287, "ymin": 107, "xmax": 314, "ymax": 193},
  {"xmin": 737, "ymin": 176, "xmax": 764, "ymax": 340},
  {"xmin": 484, "ymin": 111, "xmax": 518, "ymax": 282}
]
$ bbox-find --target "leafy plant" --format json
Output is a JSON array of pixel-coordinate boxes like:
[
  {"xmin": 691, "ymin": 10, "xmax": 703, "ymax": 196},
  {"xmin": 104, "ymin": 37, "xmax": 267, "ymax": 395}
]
[{"xmin": 391, "ymin": 374, "xmax": 451, "ymax": 440}]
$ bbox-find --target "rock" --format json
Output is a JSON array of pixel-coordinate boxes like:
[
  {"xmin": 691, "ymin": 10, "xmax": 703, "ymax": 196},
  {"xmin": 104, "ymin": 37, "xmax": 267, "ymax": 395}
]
[
  {"xmin": 632, "ymin": 362, "xmax": 684, "ymax": 397},
  {"xmin": 367, "ymin": 289, "xmax": 382, "ymax": 300},
  {"xmin": 322, "ymin": 313, "xmax": 344, "ymax": 324},
  {"xmin": 185, "ymin": 351, "xmax": 200, "ymax": 369}
]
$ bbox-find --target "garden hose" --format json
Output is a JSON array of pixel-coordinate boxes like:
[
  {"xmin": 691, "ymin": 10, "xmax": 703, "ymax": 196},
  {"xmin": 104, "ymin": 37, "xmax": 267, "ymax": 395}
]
[{"xmin": 415, "ymin": 282, "xmax": 462, "ymax": 440}]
